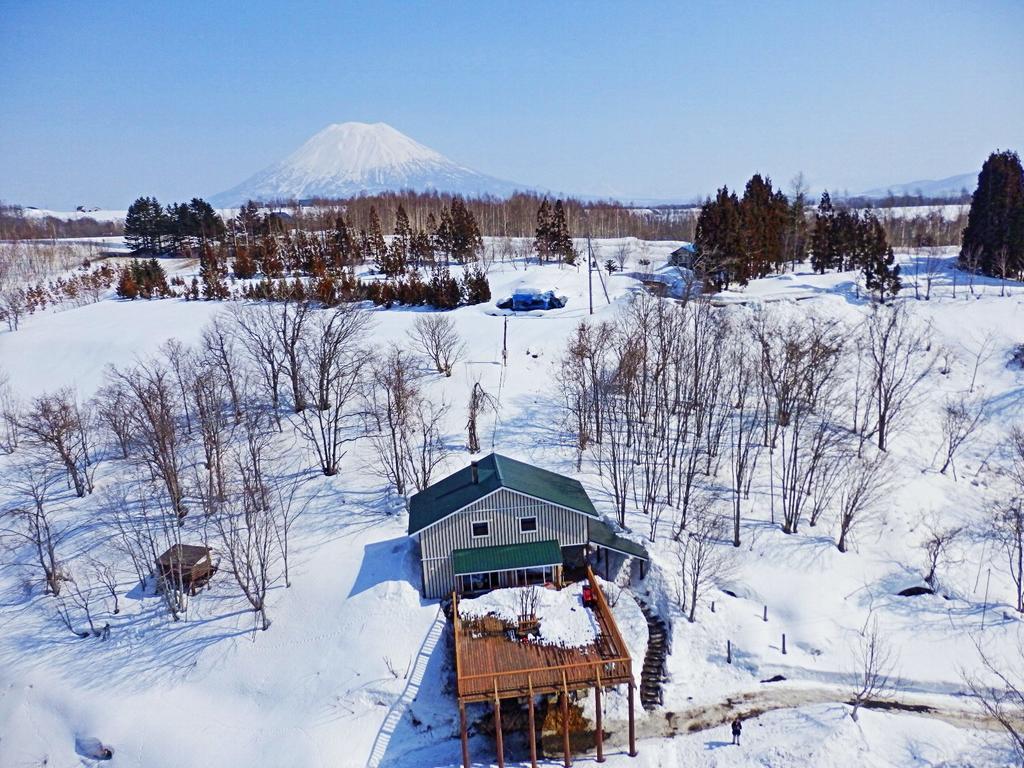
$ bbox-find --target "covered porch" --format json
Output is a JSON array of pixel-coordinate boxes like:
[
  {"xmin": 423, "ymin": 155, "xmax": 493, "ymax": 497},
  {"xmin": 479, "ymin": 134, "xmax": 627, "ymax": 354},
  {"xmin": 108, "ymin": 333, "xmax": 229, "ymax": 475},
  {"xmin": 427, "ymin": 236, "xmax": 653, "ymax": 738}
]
[{"xmin": 453, "ymin": 539, "xmax": 565, "ymax": 596}]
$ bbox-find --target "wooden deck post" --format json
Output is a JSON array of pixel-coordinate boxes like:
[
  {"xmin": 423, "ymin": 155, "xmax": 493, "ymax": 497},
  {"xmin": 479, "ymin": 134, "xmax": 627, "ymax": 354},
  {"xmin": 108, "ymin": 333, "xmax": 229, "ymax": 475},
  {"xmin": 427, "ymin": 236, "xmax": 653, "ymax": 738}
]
[
  {"xmin": 528, "ymin": 675, "xmax": 538, "ymax": 768},
  {"xmin": 561, "ymin": 671, "xmax": 572, "ymax": 767},
  {"xmin": 459, "ymin": 701, "xmax": 470, "ymax": 768},
  {"xmin": 627, "ymin": 676, "xmax": 638, "ymax": 757},
  {"xmin": 594, "ymin": 666, "xmax": 605, "ymax": 763},
  {"xmin": 493, "ymin": 681, "xmax": 505, "ymax": 768}
]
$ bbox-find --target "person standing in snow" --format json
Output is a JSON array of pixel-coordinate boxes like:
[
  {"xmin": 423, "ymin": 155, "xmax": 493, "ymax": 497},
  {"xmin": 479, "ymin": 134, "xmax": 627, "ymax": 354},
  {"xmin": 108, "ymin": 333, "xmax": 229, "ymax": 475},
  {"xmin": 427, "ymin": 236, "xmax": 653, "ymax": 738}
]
[{"xmin": 731, "ymin": 717, "xmax": 743, "ymax": 745}]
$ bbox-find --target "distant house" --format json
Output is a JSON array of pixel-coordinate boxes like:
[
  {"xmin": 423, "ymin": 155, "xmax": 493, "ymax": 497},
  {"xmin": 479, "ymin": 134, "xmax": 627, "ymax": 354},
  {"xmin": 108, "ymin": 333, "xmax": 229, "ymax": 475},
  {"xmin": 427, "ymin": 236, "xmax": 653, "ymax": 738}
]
[
  {"xmin": 668, "ymin": 242, "xmax": 697, "ymax": 268},
  {"xmin": 155, "ymin": 544, "xmax": 217, "ymax": 595},
  {"xmin": 408, "ymin": 453, "xmax": 647, "ymax": 599}
]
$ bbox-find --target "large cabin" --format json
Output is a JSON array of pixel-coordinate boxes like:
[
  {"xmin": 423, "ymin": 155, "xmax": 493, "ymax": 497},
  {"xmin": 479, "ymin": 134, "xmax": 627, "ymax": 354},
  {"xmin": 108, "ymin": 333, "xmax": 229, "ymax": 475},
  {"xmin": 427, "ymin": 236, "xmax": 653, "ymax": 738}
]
[{"xmin": 408, "ymin": 453, "xmax": 647, "ymax": 599}]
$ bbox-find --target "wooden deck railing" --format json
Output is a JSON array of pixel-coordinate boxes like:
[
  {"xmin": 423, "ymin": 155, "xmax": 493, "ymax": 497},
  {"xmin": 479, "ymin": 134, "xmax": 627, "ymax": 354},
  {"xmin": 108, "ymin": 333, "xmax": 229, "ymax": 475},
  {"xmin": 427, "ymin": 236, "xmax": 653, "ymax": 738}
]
[{"xmin": 452, "ymin": 568, "xmax": 634, "ymax": 702}]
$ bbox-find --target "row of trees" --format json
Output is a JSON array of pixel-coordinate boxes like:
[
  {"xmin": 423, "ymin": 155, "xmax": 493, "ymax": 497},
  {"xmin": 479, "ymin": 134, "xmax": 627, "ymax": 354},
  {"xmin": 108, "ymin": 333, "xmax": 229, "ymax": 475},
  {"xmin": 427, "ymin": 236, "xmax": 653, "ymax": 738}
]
[
  {"xmin": 693, "ymin": 174, "xmax": 901, "ymax": 296},
  {"xmin": 811, "ymin": 193, "xmax": 902, "ymax": 299},
  {"xmin": 124, "ymin": 196, "xmax": 226, "ymax": 255}
]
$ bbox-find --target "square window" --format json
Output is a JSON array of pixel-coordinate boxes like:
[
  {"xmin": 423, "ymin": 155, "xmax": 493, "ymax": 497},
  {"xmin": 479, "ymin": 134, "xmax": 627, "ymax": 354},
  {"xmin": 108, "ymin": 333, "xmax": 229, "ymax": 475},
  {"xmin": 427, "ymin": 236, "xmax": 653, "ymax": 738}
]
[
  {"xmin": 519, "ymin": 516, "xmax": 538, "ymax": 533},
  {"xmin": 471, "ymin": 520, "xmax": 490, "ymax": 538}
]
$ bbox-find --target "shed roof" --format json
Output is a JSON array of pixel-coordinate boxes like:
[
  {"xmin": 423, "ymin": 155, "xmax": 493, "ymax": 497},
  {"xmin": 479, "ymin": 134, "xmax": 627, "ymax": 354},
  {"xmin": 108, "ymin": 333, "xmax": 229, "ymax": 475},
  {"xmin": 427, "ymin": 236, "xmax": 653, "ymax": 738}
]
[
  {"xmin": 408, "ymin": 453, "xmax": 598, "ymax": 535},
  {"xmin": 452, "ymin": 539, "xmax": 563, "ymax": 576},
  {"xmin": 588, "ymin": 519, "xmax": 649, "ymax": 561},
  {"xmin": 156, "ymin": 544, "xmax": 212, "ymax": 568}
]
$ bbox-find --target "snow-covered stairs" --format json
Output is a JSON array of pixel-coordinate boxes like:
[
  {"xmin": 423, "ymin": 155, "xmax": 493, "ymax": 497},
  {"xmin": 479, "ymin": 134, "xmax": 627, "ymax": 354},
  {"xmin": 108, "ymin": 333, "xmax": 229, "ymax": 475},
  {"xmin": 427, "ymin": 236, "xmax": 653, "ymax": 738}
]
[
  {"xmin": 365, "ymin": 606, "xmax": 446, "ymax": 768},
  {"xmin": 637, "ymin": 600, "xmax": 669, "ymax": 710}
]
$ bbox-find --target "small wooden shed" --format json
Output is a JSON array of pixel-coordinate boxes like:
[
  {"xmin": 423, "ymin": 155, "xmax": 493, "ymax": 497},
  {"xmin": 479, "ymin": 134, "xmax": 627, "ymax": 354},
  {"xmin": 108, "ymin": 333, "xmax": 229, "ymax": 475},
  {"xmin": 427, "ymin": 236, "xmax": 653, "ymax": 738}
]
[{"xmin": 155, "ymin": 544, "xmax": 216, "ymax": 594}]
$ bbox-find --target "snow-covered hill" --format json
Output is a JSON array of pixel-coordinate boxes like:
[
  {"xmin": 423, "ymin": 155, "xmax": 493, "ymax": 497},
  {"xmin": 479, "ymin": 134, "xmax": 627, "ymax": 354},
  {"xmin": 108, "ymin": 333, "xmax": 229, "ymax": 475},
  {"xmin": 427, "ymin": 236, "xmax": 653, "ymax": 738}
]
[
  {"xmin": 860, "ymin": 172, "xmax": 977, "ymax": 199},
  {"xmin": 210, "ymin": 122, "xmax": 528, "ymax": 206}
]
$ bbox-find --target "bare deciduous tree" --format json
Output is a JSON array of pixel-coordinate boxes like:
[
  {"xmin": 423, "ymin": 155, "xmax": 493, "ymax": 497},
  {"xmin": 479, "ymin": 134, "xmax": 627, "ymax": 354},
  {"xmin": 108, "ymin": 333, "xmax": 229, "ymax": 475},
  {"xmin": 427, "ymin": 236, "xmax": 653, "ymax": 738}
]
[
  {"xmin": 409, "ymin": 314, "xmax": 465, "ymax": 377},
  {"xmin": 864, "ymin": 302, "xmax": 933, "ymax": 452},
  {"xmin": 18, "ymin": 388, "xmax": 96, "ymax": 497},
  {"xmin": 849, "ymin": 615, "xmax": 894, "ymax": 721},
  {"xmin": 963, "ymin": 639, "xmax": 1024, "ymax": 762},
  {"xmin": 937, "ymin": 393, "xmax": 984, "ymax": 476},
  {"xmin": 921, "ymin": 522, "xmax": 961, "ymax": 591},
  {"xmin": 230, "ymin": 303, "xmax": 288, "ymax": 423},
  {"xmin": 835, "ymin": 451, "xmax": 891, "ymax": 553},
  {"xmin": 675, "ymin": 500, "xmax": 732, "ymax": 623},
  {"xmin": 1, "ymin": 459, "xmax": 66, "ymax": 595},
  {"xmin": 110, "ymin": 360, "xmax": 189, "ymax": 521},
  {"xmin": 296, "ymin": 306, "xmax": 372, "ymax": 476}
]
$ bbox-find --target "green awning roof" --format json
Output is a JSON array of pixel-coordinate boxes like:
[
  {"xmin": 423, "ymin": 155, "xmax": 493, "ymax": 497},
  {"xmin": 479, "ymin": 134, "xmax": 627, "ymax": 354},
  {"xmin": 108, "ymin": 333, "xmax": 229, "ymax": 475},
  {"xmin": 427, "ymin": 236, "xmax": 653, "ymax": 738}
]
[
  {"xmin": 408, "ymin": 453, "xmax": 598, "ymax": 535},
  {"xmin": 588, "ymin": 519, "xmax": 649, "ymax": 561},
  {"xmin": 452, "ymin": 539, "xmax": 563, "ymax": 576}
]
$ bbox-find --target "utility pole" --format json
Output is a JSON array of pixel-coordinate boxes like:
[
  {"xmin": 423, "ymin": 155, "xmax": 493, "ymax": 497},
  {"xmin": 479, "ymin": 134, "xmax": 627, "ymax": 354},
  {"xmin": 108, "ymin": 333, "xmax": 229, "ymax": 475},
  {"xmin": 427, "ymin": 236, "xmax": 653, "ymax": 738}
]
[{"xmin": 586, "ymin": 209, "xmax": 594, "ymax": 316}]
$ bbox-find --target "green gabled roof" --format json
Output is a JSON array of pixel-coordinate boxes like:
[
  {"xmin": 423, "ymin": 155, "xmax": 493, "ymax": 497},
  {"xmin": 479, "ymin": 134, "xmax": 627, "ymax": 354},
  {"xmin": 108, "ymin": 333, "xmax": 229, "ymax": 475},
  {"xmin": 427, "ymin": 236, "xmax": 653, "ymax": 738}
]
[
  {"xmin": 588, "ymin": 518, "xmax": 650, "ymax": 561},
  {"xmin": 407, "ymin": 453, "xmax": 598, "ymax": 535},
  {"xmin": 452, "ymin": 539, "xmax": 563, "ymax": 576}
]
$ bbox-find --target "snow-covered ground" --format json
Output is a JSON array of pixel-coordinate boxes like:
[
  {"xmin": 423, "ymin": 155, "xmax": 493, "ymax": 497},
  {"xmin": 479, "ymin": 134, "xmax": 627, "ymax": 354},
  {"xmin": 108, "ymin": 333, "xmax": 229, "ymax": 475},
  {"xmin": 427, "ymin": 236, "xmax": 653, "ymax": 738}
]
[{"xmin": 1, "ymin": 239, "xmax": 1022, "ymax": 767}]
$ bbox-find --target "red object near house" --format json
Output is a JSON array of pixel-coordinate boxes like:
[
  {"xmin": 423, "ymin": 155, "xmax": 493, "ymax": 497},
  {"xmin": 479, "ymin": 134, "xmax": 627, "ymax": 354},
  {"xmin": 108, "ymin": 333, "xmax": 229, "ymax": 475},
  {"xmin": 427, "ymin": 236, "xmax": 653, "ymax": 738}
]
[{"xmin": 582, "ymin": 586, "xmax": 594, "ymax": 607}]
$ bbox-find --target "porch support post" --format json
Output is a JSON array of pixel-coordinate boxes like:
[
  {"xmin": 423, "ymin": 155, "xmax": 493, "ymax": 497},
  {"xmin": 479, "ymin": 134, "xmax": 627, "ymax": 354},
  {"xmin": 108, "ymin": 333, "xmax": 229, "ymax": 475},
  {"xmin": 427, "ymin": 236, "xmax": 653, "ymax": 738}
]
[
  {"xmin": 493, "ymin": 681, "xmax": 505, "ymax": 768},
  {"xmin": 561, "ymin": 671, "xmax": 572, "ymax": 767},
  {"xmin": 528, "ymin": 675, "xmax": 538, "ymax": 768},
  {"xmin": 459, "ymin": 700, "xmax": 470, "ymax": 768},
  {"xmin": 628, "ymin": 674, "xmax": 638, "ymax": 757},
  {"xmin": 594, "ymin": 666, "xmax": 605, "ymax": 763}
]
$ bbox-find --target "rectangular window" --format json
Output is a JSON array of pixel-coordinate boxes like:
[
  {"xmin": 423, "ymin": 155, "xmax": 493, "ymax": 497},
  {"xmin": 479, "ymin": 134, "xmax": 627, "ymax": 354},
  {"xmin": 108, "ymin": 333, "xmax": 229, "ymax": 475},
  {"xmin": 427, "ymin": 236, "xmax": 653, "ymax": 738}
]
[
  {"xmin": 471, "ymin": 520, "xmax": 490, "ymax": 538},
  {"xmin": 519, "ymin": 516, "xmax": 538, "ymax": 533}
]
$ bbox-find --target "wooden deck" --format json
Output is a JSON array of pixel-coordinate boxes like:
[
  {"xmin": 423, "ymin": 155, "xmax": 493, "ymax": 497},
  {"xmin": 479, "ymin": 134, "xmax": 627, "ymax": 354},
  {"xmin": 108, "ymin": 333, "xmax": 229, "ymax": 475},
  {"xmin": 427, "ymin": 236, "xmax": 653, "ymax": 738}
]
[{"xmin": 453, "ymin": 566, "xmax": 633, "ymax": 704}]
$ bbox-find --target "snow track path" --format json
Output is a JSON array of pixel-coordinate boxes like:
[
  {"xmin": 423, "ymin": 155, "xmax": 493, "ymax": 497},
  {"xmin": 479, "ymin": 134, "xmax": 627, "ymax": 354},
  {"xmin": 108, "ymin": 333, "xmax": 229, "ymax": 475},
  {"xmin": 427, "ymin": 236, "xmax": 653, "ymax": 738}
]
[{"xmin": 365, "ymin": 606, "xmax": 446, "ymax": 768}]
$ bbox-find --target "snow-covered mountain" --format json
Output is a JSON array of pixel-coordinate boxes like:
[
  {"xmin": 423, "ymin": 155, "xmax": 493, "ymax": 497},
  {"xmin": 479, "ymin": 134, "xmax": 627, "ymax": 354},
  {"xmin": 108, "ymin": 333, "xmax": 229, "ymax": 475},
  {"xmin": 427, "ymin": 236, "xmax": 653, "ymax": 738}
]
[
  {"xmin": 859, "ymin": 172, "xmax": 976, "ymax": 199},
  {"xmin": 210, "ymin": 122, "xmax": 527, "ymax": 206}
]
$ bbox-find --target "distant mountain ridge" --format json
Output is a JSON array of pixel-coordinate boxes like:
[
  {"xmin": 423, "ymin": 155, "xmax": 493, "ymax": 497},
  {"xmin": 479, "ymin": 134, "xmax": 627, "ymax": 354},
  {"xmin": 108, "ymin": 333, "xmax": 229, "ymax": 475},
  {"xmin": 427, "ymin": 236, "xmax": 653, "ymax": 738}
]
[
  {"xmin": 210, "ymin": 122, "xmax": 528, "ymax": 206},
  {"xmin": 859, "ymin": 172, "xmax": 976, "ymax": 200}
]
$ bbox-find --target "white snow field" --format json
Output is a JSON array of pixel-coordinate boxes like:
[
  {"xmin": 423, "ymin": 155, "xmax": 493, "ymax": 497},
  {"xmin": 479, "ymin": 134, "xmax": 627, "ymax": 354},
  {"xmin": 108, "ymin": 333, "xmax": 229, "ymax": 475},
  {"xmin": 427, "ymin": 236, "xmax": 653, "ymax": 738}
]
[{"xmin": 1, "ymin": 239, "xmax": 1023, "ymax": 767}]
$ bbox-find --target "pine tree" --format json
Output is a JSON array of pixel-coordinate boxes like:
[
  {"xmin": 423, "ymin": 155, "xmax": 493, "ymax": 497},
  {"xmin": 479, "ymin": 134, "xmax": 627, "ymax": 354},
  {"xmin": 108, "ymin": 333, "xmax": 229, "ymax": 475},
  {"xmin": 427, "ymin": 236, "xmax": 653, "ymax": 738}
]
[
  {"xmin": 811, "ymin": 192, "xmax": 839, "ymax": 273},
  {"xmin": 199, "ymin": 245, "xmax": 230, "ymax": 300},
  {"xmin": 960, "ymin": 149, "xmax": 1024, "ymax": 278},
  {"xmin": 740, "ymin": 174, "xmax": 787, "ymax": 279},
  {"xmin": 116, "ymin": 265, "xmax": 139, "ymax": 299},
  {"xmin": 448, "ymin": 198, "xmax": 483, "ymax": 264},
  {"xmin": 232, "ymin": 245, "xmax": 258, "ymax": 279},
  {"xmin": 366, "ymin": 207, "xmax": 389, "ymax": 273},
  {"xmin": 857, "ymin": 213, "xmax": 902, "ymax": 301},
  {"xmin": 534, "ymin": 199, "xmax": 552, "ymax": 262},
  {"xmin": 550, "ymin": 200, "xmax": 576, "ymax": 264},
  {"xmin": 694, "ymin": 186, "xmax": 744, "ymax": 288}
]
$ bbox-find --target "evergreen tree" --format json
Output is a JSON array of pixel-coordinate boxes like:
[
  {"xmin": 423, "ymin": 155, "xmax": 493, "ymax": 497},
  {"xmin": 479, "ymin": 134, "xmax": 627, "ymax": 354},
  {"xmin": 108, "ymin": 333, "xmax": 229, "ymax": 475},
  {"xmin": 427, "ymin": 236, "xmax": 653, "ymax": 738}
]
[
  {"xmin": 199, "ymin": 245, "xmax": 230, "ymax": 300},
  {"xmin": 550, "ymin": 200, "xmax": 576, "ymax": 264},
  {"xmin": 410, "ymin": 228, "xmax": 436, "ymax": 268},
  {"xmin": 811, "ymin": 192, "xmax": 844, "ymax": 272},
  {"xmin": 960, "ymin": 149, "xmax": 1024, "ymax": 278},
  {"xmin": 232, "ymin": 245, "xmax": 258, "ymax": 279},
  {"xmin": 330, "ymin": 215, "xmax": 358, "ymax": 270},
  {"xmin": 448, "ymin": 197, "xmax": 483, "ymax": 263},
  {"xmin": 740, "ymin": 174, "xmax": 787, "ymax": 279},
  {"xmin": 124, "ymin": 196, "xmax": 168, "ymax": 254},
  {"xmin": 433, "ymin": 206, "xmax": 455, "ymax": 260},
  {"xmin": 366, "ymin": 207, "xmax": 389, "ymax": 272},
  {"xmin": 462, "ymin": 266, "xmax": 492, "ymax": 304},
  {"xmin": 534, "ymin": 199, "xmax": 553, "ymax": 262},
  {"xmin": 694, "ymin": 186, "xmax": 744, "ymax": 288},
  {"xmin": 858, "ymin": 213, "xmax": 902, "ymax": 300}
]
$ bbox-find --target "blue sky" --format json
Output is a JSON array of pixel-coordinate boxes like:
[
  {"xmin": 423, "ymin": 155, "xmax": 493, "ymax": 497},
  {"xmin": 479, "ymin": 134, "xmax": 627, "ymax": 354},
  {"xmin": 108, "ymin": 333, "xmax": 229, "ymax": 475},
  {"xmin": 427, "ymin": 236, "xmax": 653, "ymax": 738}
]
[{"xmin": 1, "ymin": 1, "xmax": 1022, "ymax": 209}]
